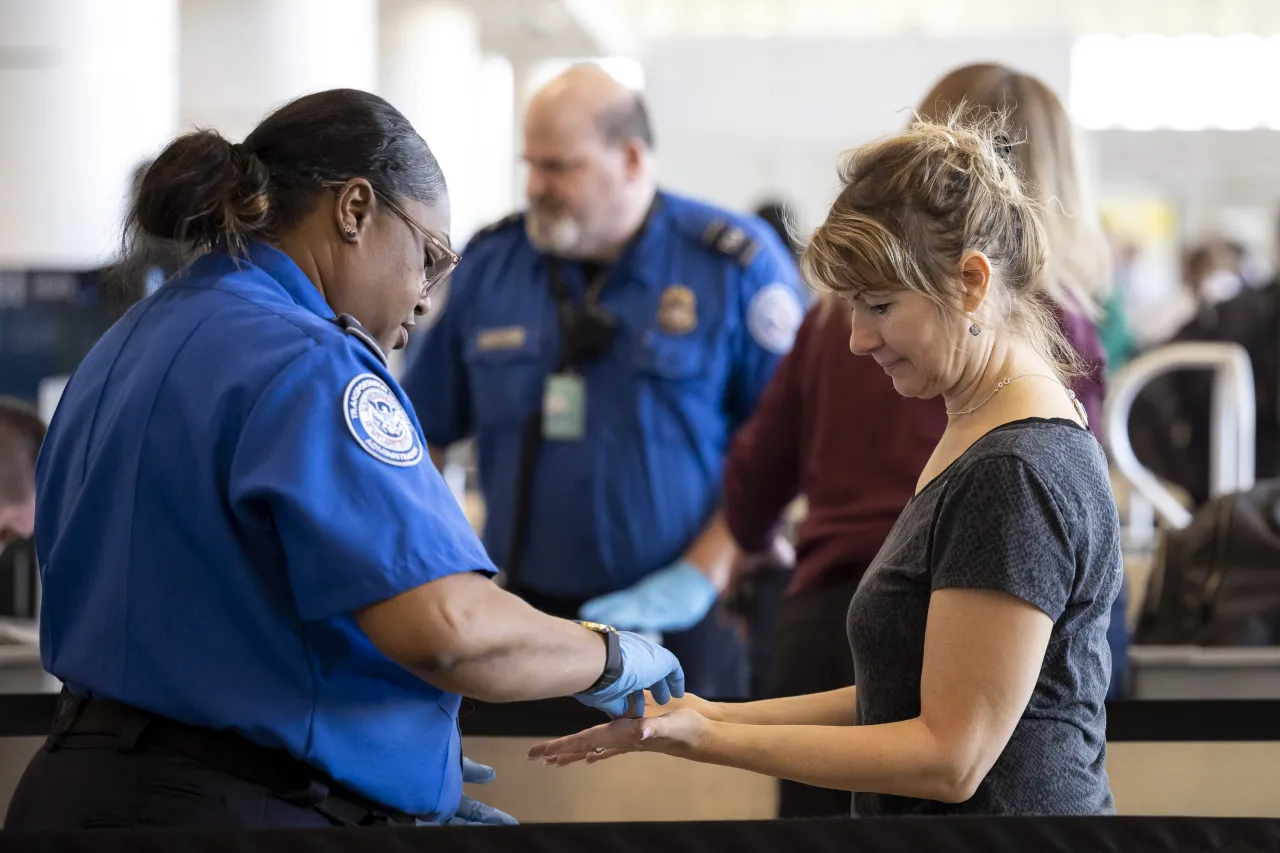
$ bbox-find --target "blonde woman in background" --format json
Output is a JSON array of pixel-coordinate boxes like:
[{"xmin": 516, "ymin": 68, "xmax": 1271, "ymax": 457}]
[
  {"xmin": 916, "ymin": 64, "xmax": 1129, "ymax": 700},
  {"xmin": 917, "ymin": 63, "xmax": 1112, "ymax": 431},
  {"xmin": 530, "ymin": 112, "xmax": 1122, "ymax": 817}
]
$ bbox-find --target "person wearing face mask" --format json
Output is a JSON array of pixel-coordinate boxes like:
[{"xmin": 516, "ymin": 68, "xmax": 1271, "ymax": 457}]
[
  {"xmin": 7, "ymin": 89, "xmax": 685, "ymax": 832},
  {"xmin": 0, "ymin": 398, "xmax": 43, "ymax": 558},
  {"xmin": 403, "ymin": 65, "xmax": 805, "ymax": 698},
  {"xmin": 528, "ymin": 112, "xmax": 1122, "ymax": 818}
]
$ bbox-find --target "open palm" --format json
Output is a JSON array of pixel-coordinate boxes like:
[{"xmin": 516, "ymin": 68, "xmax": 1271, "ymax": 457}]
[{"xmin": 528, "ymin": 708, "xmax": 709, "ymax": 767}]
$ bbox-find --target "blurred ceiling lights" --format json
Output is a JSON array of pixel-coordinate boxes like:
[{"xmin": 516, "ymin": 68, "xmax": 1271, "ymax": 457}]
[{"xmin": 612, "ymin": 0, "xmax": 1280, "ymax": 39}]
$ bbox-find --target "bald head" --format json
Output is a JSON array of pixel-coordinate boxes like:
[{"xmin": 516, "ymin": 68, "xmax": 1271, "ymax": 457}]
[
  {"xmin": 528, "ymin": 65, "xmax": 653, "ymax": 150},
  {"xmin": 523, "ymin": 65, "xmax": 657, "ymax": 260}
]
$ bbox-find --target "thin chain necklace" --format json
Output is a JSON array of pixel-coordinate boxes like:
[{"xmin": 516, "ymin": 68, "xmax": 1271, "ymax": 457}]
[{"xmin": 946, "ymin": 373, "xmax": 1082, "ymax": 418}]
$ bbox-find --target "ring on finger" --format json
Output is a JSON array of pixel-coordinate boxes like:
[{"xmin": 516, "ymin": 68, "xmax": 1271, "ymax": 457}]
[{"xmin": 592, "ymin": 747, "xmax": 607, "ymax": 755}]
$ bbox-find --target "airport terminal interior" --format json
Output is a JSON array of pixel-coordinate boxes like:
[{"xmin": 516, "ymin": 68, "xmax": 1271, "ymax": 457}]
[{"xmin": 2, "ymin": 0, "xmax": 1280, "ymax": 849}]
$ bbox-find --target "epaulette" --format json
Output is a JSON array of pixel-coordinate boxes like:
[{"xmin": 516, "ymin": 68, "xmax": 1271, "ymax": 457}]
[
  {"xmin": 333, "ymin": 313, "xmax": 387, "ymax": 367},
  {"xmin": 701, "ymin": 219, "xmax": 762, "ymax": 268},
  {"xmin": 467, "ymin": 212, "xmax": 523, "ymax": 247}
]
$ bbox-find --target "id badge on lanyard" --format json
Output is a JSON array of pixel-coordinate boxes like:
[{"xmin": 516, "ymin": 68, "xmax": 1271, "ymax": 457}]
[{"xmin": 543, "ymin": 372, "xmax": 586, "ymax": 440}]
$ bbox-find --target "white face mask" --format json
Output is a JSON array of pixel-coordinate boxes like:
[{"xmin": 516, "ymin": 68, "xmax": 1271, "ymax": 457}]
[{"xmin": 1201, "ymin": 270, "xmax": 1243, "ymax": 305}]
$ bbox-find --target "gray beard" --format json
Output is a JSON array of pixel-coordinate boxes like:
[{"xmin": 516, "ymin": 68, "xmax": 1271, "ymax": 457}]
[{"xmin": 526, "ymin": 210, "xmax": 584, "ymax": 256}]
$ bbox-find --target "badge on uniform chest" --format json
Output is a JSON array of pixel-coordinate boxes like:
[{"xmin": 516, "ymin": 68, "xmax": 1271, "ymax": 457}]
[
  {"xmin": 543, "ymin": 373, "xmax": 586, "ymax": 440},
  {"xmin": 657, "ymin": 285, "xmax": 697, "ymax": 335}
]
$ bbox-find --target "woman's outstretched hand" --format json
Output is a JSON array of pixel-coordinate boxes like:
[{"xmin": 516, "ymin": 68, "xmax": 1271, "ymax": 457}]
[{"xmin": 527, "ymin": 708, "xmax": 711, "ymax": 767}]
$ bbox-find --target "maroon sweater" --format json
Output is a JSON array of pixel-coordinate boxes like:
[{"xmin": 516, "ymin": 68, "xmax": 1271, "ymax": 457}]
[{"xmin": 723, "ymin": 306, "xmax": 1107, "ymax": 596}]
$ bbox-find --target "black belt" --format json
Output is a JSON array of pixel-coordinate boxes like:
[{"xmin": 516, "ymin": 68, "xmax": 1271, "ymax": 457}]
[{"xmin": 48, "ymin": 690, "xmax": 415, "ymax": 828}]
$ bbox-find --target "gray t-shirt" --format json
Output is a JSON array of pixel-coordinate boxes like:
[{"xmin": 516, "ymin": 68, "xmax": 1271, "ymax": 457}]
[{"xmin": 847, "ymin": 418, "xmax": 1121, "ymax": 816}]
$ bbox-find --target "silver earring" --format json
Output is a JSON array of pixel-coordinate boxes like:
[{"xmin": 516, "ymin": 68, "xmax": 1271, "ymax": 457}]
[
  {"xmin": 969, "ymin": 322, "xmax": 982, "ymax": 336},
  {"xmin": 344, "ymin": 226, "xmax": 357, "ymax": 240}
]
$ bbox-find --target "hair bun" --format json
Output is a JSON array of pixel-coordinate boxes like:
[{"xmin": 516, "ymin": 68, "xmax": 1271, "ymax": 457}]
[{"xmin": 131, "ymin": 130, "xmax": 271, "ymax": 251}]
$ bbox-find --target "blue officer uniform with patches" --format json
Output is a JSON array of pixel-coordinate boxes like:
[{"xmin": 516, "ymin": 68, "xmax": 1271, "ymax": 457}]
[
  {"xmin": 403, "ymin": 191, "xmax": 804, "ymax": 682},
  {"xmin": 35, "ymin": 241, "xmax": 495, "ymax": 820}
]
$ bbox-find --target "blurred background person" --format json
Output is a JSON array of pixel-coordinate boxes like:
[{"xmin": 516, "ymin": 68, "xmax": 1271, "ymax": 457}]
[
  {"xmin": 724, "ymin": 63, "xmax": 1129, "ymax": 818},
  {"xmin": 752, "ymin": 199, "xmax": 801, "ymax": 262},
  {"xmin": 1131, "ymin": 227, "xmax": 1280, "ymax": 508},
  {"xmin": 0, "ymin": 398, "xmax": 44, "ymax": 559},
  {"xmin": 403, "ymin": 65, "xmax": 805, "ymax": 698},
  {"xmin": 917, "ymin": 63, "xmax": 1112, "ymax": 433},
  {"xmin": 917, "ymin": 64, "xmax": 1130, "ymax": 696}
]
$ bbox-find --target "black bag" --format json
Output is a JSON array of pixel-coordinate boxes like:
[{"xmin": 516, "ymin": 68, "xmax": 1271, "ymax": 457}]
[{"xmin": 1135, "ymin": 480, "xmax": 1280, "ymax": 646}]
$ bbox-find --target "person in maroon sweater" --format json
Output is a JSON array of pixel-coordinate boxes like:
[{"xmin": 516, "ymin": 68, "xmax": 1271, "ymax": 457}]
[{"xmin": 723, "ymin": 64, "xmax": 1113, "ymax": 819}]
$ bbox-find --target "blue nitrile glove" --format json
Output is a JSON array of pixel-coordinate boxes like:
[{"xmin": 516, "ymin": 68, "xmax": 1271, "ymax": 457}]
[
  {"xmin": 578, "ymin": 559, "xmax": 719, "ymax": 633},
  {"xmin": 446, "ymin": 757, "xmax": 518, "ymax": 826},
  {"xmin": 574, "ymin": 630, "xmax": 686, "ymax": 719}
]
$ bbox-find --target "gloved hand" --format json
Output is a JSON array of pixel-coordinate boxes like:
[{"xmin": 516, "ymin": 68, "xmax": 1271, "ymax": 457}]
[
  {"xmin": 578, "ymin": 560, "xmax": 719, "ymax": 634},
  {"xmin": 574, "ymin": 630, "xmax": 686, "ymax": 719},
  {"xmin": 445, "ymin": 757, "xmax": 518, "ymax": 826}
]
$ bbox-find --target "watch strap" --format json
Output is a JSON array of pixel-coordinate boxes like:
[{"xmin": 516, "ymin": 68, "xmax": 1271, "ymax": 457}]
[{"xmin": 580, "ymin": 623, "xmax": 623, "ymax": 694}]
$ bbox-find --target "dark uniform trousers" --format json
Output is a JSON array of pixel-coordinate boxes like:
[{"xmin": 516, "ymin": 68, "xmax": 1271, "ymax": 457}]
[
  {"xmin": 6, "ymin": 735, "xmax": 332, "ymax": 830},
  {"xmin": 5, "ymin": 695, "xmax": 414, "ymax": 830},
  {"xmin": 513, "ymin": 586, "xmax": 750, "ymax": 700},
  {"xmin": 770, "ymin": 576, "xmax": 860, "ymax": 819}
]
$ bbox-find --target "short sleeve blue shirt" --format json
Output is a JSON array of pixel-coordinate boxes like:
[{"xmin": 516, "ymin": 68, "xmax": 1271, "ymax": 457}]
[
  {"xmin": 35, "ymin": 242, "xmax": 496, "ymax": 819},
  {"xmin": 402, "ymin": 191, "xmax": 805, "ymax": 597}
]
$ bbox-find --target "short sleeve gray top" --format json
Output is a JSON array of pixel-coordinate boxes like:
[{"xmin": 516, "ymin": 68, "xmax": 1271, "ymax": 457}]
[{"xmin": 847, "ymin": 418, "xmax": 1122, "ymax": 816}]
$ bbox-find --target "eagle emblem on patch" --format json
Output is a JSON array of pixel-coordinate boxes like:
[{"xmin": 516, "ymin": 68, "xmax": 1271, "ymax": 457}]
[
  {"xmin": 747, "ymin": 283, "xmax": 803, "ymax": 354},
  {"xmin": 343, "ymin": 374, "xmax": 423, "ymax": 467},
  {"xmin": 657, "ymin": 285, "xmax": 698, "ymax": 335}
]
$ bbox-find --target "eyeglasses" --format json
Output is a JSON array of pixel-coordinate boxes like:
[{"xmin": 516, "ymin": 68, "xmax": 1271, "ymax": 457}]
[{"xmin": 321, "ymin": 181, "xmax": 460, "ymax": 295}]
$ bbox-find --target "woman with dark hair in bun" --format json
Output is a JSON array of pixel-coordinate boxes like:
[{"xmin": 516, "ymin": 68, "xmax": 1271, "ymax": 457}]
[{"xmin": 7, "ymin": 88, "xmax": 685, "ymax": 830}]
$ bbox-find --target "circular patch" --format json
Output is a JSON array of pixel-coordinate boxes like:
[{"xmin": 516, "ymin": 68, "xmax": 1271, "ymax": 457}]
[
  {"xmin": 747, "ymin": 283, "xmax": 804, "ymax": 354},
  {"xmin": 343, "ymin": 374, "xmax": 423, "ymax": 467}
]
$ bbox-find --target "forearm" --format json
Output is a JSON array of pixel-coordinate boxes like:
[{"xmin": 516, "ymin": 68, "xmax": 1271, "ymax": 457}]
[
  {"xmin": 358, "ymin": 576, "xmax": 606, "ymax": 703},
  {"xmin": 682, "ymin": 512, "xmax": 738, "ymax": 592},
  {"xmin": 427, "ymin": 606, "xmax": 607, "ymax": 703},
  {"xmin": 697, "ymin": 716, "xmax": 967, "ymax": 803},
  {"xmin": 704, "ymin": 687, "xmax": 857, "ymax": 727}
]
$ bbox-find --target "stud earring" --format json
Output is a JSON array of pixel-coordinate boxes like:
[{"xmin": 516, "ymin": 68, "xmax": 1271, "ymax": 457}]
[
  {"xmin": 344, "ymin": 225, "xmax": 357, "ymax": 240},
  {"xmin": 969, "ymin": 322, "xmax": 982, "ymax": 336}
]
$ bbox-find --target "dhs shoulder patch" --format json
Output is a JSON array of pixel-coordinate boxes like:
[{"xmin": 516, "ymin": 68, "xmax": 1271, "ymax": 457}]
[
  {"xmin": 702, "ymin": 219, "xmax": 762, "ymax": 268},
  {"xmin": 747, "ymin": 283, "xmax": 804, "ymax": 355},
  {"xmin": 343, "ymin": 374, "xmax": 423, "ymax": 467}
]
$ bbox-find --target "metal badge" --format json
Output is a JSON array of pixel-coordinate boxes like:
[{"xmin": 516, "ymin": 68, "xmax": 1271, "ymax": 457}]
[{"xmin": 657, "ymin": 285, "xmax": 698, "ymax": 335}]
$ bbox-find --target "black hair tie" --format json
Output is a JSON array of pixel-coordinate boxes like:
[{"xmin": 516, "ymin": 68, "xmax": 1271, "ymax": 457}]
[{"xmin": 993, "ymin": 133, "xmax": 1013, "ymax": 161}]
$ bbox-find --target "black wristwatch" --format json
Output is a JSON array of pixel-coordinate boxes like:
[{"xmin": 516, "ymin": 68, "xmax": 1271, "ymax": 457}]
[{"xmin": 577, "ymin": 621, "xmax": 623, "ymax": 693}]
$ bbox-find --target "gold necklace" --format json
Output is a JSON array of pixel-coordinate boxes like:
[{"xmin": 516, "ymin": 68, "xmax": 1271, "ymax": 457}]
[{"xmin": 946, "ymin": 373, "xmax": 1080, "ymax": 417}]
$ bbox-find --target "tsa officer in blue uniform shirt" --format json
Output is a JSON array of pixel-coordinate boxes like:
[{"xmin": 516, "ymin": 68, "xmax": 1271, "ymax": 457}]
[
  {"xmin": 6, "ymin": 89, "xmax": 685, "ymax": 832},
  {"xmin": 403, "ymin": 66, "xmax": 805, "ymax": 698}
]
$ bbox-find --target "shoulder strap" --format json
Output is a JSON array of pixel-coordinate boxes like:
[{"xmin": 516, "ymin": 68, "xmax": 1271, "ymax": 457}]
[
  {"xmin": 701, "ymin": 219, "xmax": 761, "ymax": 268},
  {"xmin": 468, "ymin": 212, "xmax": 522, "ymax": 247},
  {"xmin": 332, "ymin": 314, "xmax": 387, "ymax": 367}
]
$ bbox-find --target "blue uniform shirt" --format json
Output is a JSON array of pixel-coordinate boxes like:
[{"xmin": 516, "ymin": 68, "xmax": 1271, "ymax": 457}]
[
  {"xmin": 403, "ymin": 191, "xmax": 804, "ymax": 598},
  {"xmin": 36, "ymin": 242, "xmax": 496, "ymax": 819}
]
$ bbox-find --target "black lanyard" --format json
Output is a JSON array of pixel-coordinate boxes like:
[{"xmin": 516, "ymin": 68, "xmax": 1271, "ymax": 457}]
[
  {"xmin": 503, "ymin": 196, "xmax": 663, "ymax": 587},
  {"xmin": 544, "ymin": 259, "xmax": 615, "ymax": 372}
]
